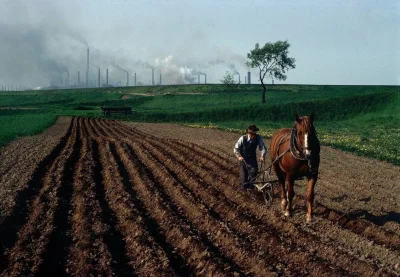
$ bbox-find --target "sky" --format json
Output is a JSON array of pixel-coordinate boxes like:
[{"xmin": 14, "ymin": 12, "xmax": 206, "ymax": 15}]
[{"xmin": 0, "ymin": 0, "xmax": 399, "ymax": 89}]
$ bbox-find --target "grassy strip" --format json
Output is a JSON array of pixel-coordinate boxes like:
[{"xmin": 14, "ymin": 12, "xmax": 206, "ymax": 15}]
[
  {"xmin": 119, "ymin": 91, "xmax": 396, "ymax": 122},
  {"xmin": 0, "ymin": 110, "xmax": 58, "ymax": 148}
]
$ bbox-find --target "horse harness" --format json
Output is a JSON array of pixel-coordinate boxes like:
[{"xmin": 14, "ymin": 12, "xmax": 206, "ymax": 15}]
[{"xmin": 274, "ymin": 124, "xmax": 318, "ymax": 175}]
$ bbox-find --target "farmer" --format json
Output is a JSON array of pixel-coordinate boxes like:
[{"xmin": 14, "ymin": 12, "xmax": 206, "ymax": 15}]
[{"xmin": 234, "ymin": 124, "xmax": 267, "ymax": 190}]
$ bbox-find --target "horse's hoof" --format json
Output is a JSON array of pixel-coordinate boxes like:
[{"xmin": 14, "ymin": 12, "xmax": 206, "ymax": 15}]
[
  {"xmin": 284, "ymin": 211, "xmax": 291, "ymax": 217},
  {"xmin": 281, "ymin": 201, "xmax": 288, "ymax": 211}
]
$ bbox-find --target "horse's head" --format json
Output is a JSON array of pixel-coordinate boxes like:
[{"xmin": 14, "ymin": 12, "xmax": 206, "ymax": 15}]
[{"xmin": 295, "ymin": 114, "xmax": 317, "ymax": 159}]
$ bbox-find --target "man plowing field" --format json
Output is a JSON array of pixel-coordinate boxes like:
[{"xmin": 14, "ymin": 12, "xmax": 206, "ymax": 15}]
[{"xmin": 234, "ymin": 125, "xmax": 267, "ymax": 190}]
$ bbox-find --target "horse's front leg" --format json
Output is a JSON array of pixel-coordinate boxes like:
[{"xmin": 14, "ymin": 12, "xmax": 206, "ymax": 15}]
[
  {"xmin": 274, "ymin": 164, "xmax": 287, "ymax": 211},
  {"xmin": 306, "ymin": 175, "xmax": 318, "ymax": 222},
  {"xmin": 285, "ymin": 175, "xmax": 295, "ymax": 217}
]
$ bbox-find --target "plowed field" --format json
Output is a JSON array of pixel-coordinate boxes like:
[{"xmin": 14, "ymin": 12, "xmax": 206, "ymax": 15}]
[{"xmin": 0, "ymin": 117, "xmax": 399, "ymax": 276}]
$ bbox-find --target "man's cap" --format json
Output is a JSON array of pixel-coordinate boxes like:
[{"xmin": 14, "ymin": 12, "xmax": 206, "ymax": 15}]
[{"xmin": 247, "ymin": 124, "xmax": 259, "ymax": 133}]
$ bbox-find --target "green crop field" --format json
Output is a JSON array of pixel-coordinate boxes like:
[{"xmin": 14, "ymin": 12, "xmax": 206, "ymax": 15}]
[{"xmin": 0, "ymin": 84, "xmax": 399, "ymax": 165}]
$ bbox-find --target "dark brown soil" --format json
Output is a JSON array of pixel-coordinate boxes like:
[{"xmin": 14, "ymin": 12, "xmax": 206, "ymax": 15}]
[{"xmin": 0, "ymin": 118, "xmax": 399, "ymax": 276}]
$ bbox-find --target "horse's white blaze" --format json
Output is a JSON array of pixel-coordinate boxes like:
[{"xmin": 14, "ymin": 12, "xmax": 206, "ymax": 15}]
[{"xmin": 304, "ymin": 132, "xmax": 311, "ymax": 156}]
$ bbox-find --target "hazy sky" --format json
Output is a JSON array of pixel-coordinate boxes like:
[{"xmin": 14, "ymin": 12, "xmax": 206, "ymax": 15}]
[{"xmin": 1, "ymin": 0, "xmax": 399, "ymax": 88}]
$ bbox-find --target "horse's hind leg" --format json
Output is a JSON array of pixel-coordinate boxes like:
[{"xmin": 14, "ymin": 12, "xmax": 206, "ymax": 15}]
[
  {"xmin": 285, "ymin": 176, "xmax": 295, "ymax": 217},
  {"xmin": 273, "ymin": 164, "xmax": 287, "ymax": 211}
]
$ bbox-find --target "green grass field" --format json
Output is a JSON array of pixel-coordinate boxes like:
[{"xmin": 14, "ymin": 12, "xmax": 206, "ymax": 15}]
[
  {"xmin": 0, "ymin": 110, "xmax": 58, "ymax": 148},
  {"xmin": 0, "ymin": 84, "xmax": 398, "ymax": 165}
]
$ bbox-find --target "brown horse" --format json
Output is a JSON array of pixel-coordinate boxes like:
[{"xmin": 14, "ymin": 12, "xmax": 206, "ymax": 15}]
[{"xmin": 269, "ymin": 114, "xmax": 320, "ymax": 222}]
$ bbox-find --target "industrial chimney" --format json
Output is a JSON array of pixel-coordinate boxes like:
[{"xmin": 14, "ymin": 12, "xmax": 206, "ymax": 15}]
[
  {"xmin": 152, "ymin": 68, "xmax": 154, "ymax": 86},
  {"xmin": 134, "ymin": 73, "xmax": 136, "ymax": 86},
  {"xmin": 247, "ymin": 71, "xmax": 251, "ymax": 85},
  {"xmin": 159, "ymin": 72, "xmax": 162, "ymax": 86},
  {"xmin": 98, "ymin": 68, "xmax": 100, "ymax": 88},
  {"xmin": 86, "ymin": 48, "xmax": 89, "ymax": 88},
  {"xmin": 126, "ymin": 72, "xmax": 129, "ymax": 87},
  {"xmin": 106, "ymin": 68, "xmax": 109, "ymax": 87}
]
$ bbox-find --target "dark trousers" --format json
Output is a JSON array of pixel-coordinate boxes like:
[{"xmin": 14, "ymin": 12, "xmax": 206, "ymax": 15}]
[{"xmin": 240, "ymin": 159, "xmax": 258, "ymax": 190}]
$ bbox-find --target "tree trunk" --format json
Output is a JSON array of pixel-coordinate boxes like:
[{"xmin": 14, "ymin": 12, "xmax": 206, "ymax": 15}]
[{"xmin": 261, "ymin": 80, "xmax": 266, "ymax": 103}]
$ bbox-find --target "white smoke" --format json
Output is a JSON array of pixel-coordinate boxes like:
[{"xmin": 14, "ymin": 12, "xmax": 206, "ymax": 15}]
[{"xmin": 155, "ymin": 55, "xmax": 198, "ymax": 84}]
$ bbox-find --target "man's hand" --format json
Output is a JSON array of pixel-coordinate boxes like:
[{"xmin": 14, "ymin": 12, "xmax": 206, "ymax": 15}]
[{"xmin": 238, "ymin": 157, "xmax": 244, "ymax": 161}]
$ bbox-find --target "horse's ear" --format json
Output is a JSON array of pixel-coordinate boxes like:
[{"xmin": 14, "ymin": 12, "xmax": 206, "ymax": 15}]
[
  {"xmin": 310, "ymin": 113, "xmax": 315, "ymax": 123},
  {"xmin": 295, "ymin": 114, "xmax": 301, "ymax": 124}
]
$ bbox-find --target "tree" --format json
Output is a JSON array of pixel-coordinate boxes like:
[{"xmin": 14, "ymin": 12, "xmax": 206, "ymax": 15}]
[
  {"xmin": 220, "ymin": 71, "xmax": 237, "ymax": 106},
  {"xmin": 246, "ymin": 40, "xmax": 296, "ymax": 103},
  {"xmin": 221, "ymin": 71, "xmax": 235, "ymax": 86}
]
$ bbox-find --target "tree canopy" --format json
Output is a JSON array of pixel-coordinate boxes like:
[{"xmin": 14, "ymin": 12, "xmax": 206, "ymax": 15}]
[{"xmin": 247, "ymin": 40, "xmax": 296, "ymax": 103}]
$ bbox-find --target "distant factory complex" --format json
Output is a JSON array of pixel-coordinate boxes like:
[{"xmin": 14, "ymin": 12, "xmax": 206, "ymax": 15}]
[{"xmin": 1, "ymin": 47, "xmax": 252, "ymax": 91}]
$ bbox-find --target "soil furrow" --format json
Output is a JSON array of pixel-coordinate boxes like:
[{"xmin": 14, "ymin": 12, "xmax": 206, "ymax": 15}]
[
  {"xmin": 66, "ymin": 118, "xmax": 114, "ymax": 276},
  {"xmin": 88, "ymin": 118, "xmax": 177, "ymax": 276},
  {"xmin": 116, "ymin": 121, "xmax": 235, "ymax": 173},
  {"xmin": 89, "ymin": 122, "xmax": 178, "ymax": 276},
  {"xmin": 36, "ymin": 118, "xmax": 82, "ymax": 275},
  {"xmin": 0, "ymin": 119, "xmax": 74, "ymax": 269},
  {"xmin": 0, "ymin": 117, "xmax": 72, "ymax": 222},
  {"xmin": 90, "ymin": 138, "xmax": 140, "ymax": 276},
  {"xmin": 98, "ymin": 121, "xmax": 235, "ymax": 276},
  {"xmin": 122, "ymin": 140, "xmax": 299, "ymax": 276},
  {"xmin": 115, "ymin": 141, "xmax": 251, "ymax": 276},
  {"xmin": 110, "ymin": 143, "xmax": 208, "ymax": 276},
  {"xmin": 1, "ymin": 118, "xmax": 78, "ymax": 276}
]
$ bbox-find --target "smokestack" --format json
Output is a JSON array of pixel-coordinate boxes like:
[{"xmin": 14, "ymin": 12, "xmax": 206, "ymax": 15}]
[
  {"xmin": 78, "ymin": 71, "xmax": 80, "ymax": 87},
  {"xmin": 198, "ymin": 74, "xmax": 200, "ymax": 84},
  {"xmin": 152, "ymin": 68, "xmax": 154, "ymax": 86},
  {"xmin": 247, "ymin": 71, "xmax": 251, "ymax": 85},
  {"xmin": 134, "ymin": 73, "xmax": 136, "ymax": 86},
  {"xmin": 126, "ymin": 72, "xmax": 129, "ymax": 87},
  {"xmin": 203, "ymin": 73, "xmax": 207, "ymax": 84},
  {"xmin": 86, "ymin": 48, "xmax": 89, "ymax": 88},
  {"xmin": 106, "ymin": 68, "xmax": 109, "ymax": 87},
  {"xmin": 98, "ymin": 68, "xmax": 100, "ymax": 88}
]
